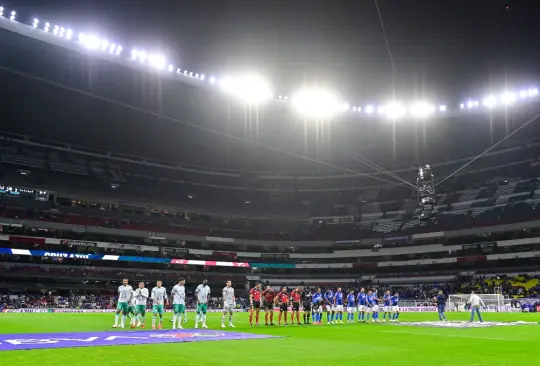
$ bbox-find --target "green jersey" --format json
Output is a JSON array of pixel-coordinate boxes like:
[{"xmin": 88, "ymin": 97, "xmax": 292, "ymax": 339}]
[
  {"xmin": 172, "ymin": 284, "xmax": 186, "ymax": 305},
  {"xmin": 117, "ymin": 285, "xmax": 134, "ymax": 304},
  {"xmin": 195, "ymin": 284, "xmax": 211, "ymax": 304},
  {"xmin": 151, "ymin": 286, "xmax": 167, "ymax": 305}
]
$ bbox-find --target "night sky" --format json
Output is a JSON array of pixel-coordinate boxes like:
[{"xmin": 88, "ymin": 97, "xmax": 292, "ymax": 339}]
[{"xmin": 3, "ymin": 0, "xmax": 538, "ymax": 102}]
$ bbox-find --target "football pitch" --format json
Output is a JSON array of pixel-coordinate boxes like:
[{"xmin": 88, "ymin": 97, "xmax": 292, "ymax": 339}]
[{"xmin": 1, "ymin": 312, "xmax": 539, "ymax": 365}]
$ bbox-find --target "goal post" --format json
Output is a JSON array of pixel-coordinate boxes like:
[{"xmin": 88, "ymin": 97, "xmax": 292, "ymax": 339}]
[{"xmin": 448, "ymin": 293, "xmax": 505, "ymax": 312}]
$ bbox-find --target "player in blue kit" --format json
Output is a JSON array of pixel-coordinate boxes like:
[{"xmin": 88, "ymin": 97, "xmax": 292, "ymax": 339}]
[
  {"xmin": 357, "ymin": 288, "xmax": 367, "ymax": 322},
  {"xmin": 346, "ymin": 290, "xmax": 355, "ymax": 323},
  {"xmin": 334, "ymin": 288, "xmax": 344, "ymax": 324},
  {"xmin": 370, "ymin": 289, "xmax": 381, "ymax": 322},
  {"xmin": 434, "ymin": 290, "xmax": 448, "ymax": 322},
  {"xmin": 366, "ymin": 290, "xmax": 374, "ymax": 322},
  {"xmin": 382, "ymin": 290, "xmax": 392, "ymax": 322},
  {"xmin": 312, "ymin": 288, "xmax": 323, "ymax": 324},
  {"xmin": 390, "ymin": 292, "xmax": 400, "ymax": 322},
  {"xmin": 325, "ymin": 288, "xmax": 335, "ymax": 324}
]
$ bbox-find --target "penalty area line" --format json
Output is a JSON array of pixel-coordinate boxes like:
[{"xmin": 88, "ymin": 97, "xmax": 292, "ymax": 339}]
[{"xmin": 377, "ymin": 330, "xmax": 529, "ymax": 341}]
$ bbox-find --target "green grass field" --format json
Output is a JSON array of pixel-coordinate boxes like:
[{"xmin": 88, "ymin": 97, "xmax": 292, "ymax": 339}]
[{"xmin": 1, "ymin": 312, "xmax": 539, "ymax": 365}]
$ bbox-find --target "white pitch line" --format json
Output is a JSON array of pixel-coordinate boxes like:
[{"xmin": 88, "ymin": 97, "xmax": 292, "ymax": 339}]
[{"xmin": 377, "ymin": 330, "xmax": 529, "ymax": 341}]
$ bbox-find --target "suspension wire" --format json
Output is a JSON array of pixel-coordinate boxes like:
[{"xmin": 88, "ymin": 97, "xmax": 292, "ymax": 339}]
[
  {"xmin": 374, "ymin": 0, "xmax": 397, "ymax": 96},
  {"xmin": 436, "ymin": 110, "xmax": 540, "ymax": 188},
  {"xmin": 0, "ymin": 65, "xmax": 415, "ymax": 189},
  {"xmin": 338, "ymin": 144, "xmax": 417, "ymax": 188}
]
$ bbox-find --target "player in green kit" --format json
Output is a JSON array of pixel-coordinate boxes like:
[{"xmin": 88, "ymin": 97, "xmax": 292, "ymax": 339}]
[
  {"xmin": 151, "ymin": 280, "xmax": 168, "ymax": 329},
  {"xmin": 133, "ymin": 282, "xmax": 149, "ymax": 328},
  {"xmin": 195, "ymin": 279, "xmax": 211, "ymax": 329},
  {"xmin": 113, "ymin": 279, "xmax": 133, "ymax": 328},
  {"xmin": 171, "ymin": 278, "xmax": 187, "ymax": 329},
  {"xmin": 128, "ymin": 294, "xmax": 137, "ymax": 328}
]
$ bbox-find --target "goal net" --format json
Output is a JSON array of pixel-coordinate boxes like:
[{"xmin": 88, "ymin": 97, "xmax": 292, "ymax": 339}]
[{"xmin": 448, "ymin": 294, "xmax": 506, "ymax": 312}]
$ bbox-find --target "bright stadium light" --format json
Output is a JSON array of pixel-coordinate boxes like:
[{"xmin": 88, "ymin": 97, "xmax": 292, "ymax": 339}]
[
  {"xmin": 410, "ymin": 102, "xmax": 435, "ymax": 117},
  {"xmin": 341, "ymin": 103, "xmax": 350, "ymax": 112},
  {"xmin": 365, "ymin": 105, "xmax": 374, "ymax": 114},
  {"xmin": 9, "ymin": 10, "xmax": 15, "ymax": 21},
  {"xmin": 200, "ymin": 74, "xmax": 205, "ymax": 81},
  {"xmin": 223, "ymin": 74, "xmax": 273, "ymax": 105},
  {"xmin": 108, "ymin": 43, "xmax": 116, "ymax": 54},
  {"xmin": 0, "ymin": 7, "xmax": 4, "ymax": 17},
  {"xmin": 53, "ymin": 25, "xmax": 59, "ymax": 35},
  {"xmin": 59, "ymin": 27, "xmax": 66, "ymax": 37},
  {"xmin": 79, "ymin": 34, "xmax": 100, "ymax": 49},
  {"xmin": 460, "ymin": 103, "xmax": 465, "ymax": 109},
  {"xmin": 32, "ymin": 18, "xmax": 39, "ymax": 28},
  {"xmin": 467, "ymin": 100, "xmax": 474, "ymax": 109},
  {"xmin": 529, "ymin": 88, "xmax": 539, "ymax": 97},
  {"xmin": 482, "ymin": 95, "xmax": 497, "ymax": 108},
  {"xmin": 291, "ymin": 89, "xmax": 340, "ymax": 118},
  {"xmin": 209, "ymin": 76, "xmax": 216, "ymax": 83},
  {"xmin": 44, "ymin": 22, "xmax": 50, "ymax": 32},
  {"xmin": 519, "ymin": 90, "xmax": 528, "ymax": 98},
  {"xmin": 384, "ymin": 101, "xmax": 407, "ymax": 119},
  {"xmin": 148, "ymin": 53, "xmax": 166, "ymax": 69},
  {"xmin": 439, "ymin": 105, "xmax": 447, "ymax": 112},
  {"xmin": 168, "ymin": 64, "xmax": 174, "ymax": 72},
  {"xmin": 66, "ymin": 29, "xmax": 73, "ymax": 40},
  {"xmin": 501, "ymin": 91, "xmax": 517, "ymax": 105},
  {"xmin": 115, "ymin": 46, "xmax": 122, "ymax": 55},
  {"xmin": 100, "ymin": 40, "xmax": 109, "ymax": 51}
]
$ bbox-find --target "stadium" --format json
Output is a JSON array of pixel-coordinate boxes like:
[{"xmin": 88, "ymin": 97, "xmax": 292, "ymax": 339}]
[{"xmin": 1, "ymin": 1, "xmax": 540, "ymax": 365}]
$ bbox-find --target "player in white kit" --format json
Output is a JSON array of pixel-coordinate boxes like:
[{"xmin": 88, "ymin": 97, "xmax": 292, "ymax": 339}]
[
  {"xmin": 113, "ymin": 279, "xmax": 133, "ymax": 328},
  {"xmin": 133, "ymin": 282, "xmax": 149, "ymax": 328},
  {"xmin": 171, "ymin": 278, "xmax": 187, "ymax": 329},
  {"xmin": 221, "ymin": 280, "xmax": 236, "ymax": 328},
  {"xmin": 151, "ymin": 281, "xmax": 168, "ymax": 329},
  {"xmin": 195, "ymin": 279, "xmax": 211, "ymax": 329}
]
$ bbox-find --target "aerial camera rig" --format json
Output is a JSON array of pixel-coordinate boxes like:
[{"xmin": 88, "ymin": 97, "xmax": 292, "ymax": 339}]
[{"xmin": 417, "ymin": 164, "xmax": 437, "ymax": 222}]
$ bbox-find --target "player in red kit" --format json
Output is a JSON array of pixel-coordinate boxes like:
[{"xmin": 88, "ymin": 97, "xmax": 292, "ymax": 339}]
[
  {"xmin": 277, "ymin": 287, "xmax": 290, "ymax": 326},
  {"xmin": 290, "ymin": 286, "xmax": 302, "ymax": 325},
  {"xmin": 249, "ymin": 283, "xmax": 262, "ymax": 327},
  {"xmin": 261, "ymin": 285, "xmax": 277, "ymax": 326}
]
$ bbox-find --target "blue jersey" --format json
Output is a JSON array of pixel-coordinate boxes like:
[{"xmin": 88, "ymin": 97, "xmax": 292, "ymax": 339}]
[
  {"xmin": 312, "ymin": 293, "xmax": 323, "ymax": 304},
  {"xmin": 325, "ymin": 291, "xmax": 334, "ymax": 304},
  {"xmin": 335, "ymin": 291, "xmax": 344, "ymax": 305},
  {"xmin": 436, "ymin": 294, "xmax": 446, "ymax": 306},
  {"xmin": 391, "ymin": 295, "xmax": 399, "ymax": 306},
  {"xmin": 357, "ymin": 292, "xmax": 367, "ymax": 305},
  {"xmin": 383, "ymin": 294, "xmax": 391, "ymax": 306},
  {"xmin": 367, "ymin": 294, "xmax": 374, "ymax": 306},
  {"xmin": 347, "ymin": 294, "xmax": 355, "ymax": 306}
]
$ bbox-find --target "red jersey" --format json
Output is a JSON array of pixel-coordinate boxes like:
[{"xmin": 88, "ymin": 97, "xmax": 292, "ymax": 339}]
[
  {"xmin": 250, "ymin": 287, "xmax": 262, "ymax": 301},
  {"xmin": 290, "ymin": 290, "xmax": 301, "ymax": 303},
  {"xmin": 278, "ymin": 291, "xmax": 289, "ymax": 304},
  {"xmin": 262, "ymin": 289, "xmax": 276, "ymax": 303}
]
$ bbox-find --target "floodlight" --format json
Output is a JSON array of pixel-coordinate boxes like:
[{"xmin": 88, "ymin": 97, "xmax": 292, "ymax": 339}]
[
  {"xmin": 79, "ymin": 34, "xmax": 100, "ymax": 49},
  {"xmin": 519, "ymin": 90, "xmax": 528, "ymax": 98},
  {"xmin": 384, "ymin": 102, "xmax": 407, "ymax": 119},
  {"xmin": 184, "ymin": 70, "xmax": 188, "ymax": 75},
  {"xmin": 460, "ymin": 103, "xmax": 465, "ymax": 109},
  {"xmin": 377, "ymin": 105, "xmax": 385, "ymax": 115},
  {"xmin": 59, "ymin": 27, "xmax": 65, "ymax": 37},
  {"xmin": 482, "ymin": 95, "xmax": 496, "ymax": 108},
  {"xmin": 365, "ymin": 105, "xmax": 374, "ymax": 114},
  {"xmin": 410, "ymin": 102, "xmax": 435, "ymax": 117},
  {"xmin": 66, "ymin": 29, "xmax": 73, "ymax": 40},
  {"xmin": 501, "ymin": 91, "xmax": 517, "ymax": 105},
  {"xmin": 101, "ymin": 40, "xmax": 109, "ymax": 51},
  {"xmin": 168, "ymin": 64, "xmax": 174, "ymax": 72},
  {"xmin": 9, "ymin": 10, "xmax": 15, "ymax": 21},
  {"xmin": 227, "ymin": 75, "xmax": 273, "ymax": 105},
  {"xmin": 341, "ymin": 103, "xmax": 350, "ymax": 112},
  {"xmin": 209, "ymin": 76, "xmax": 216, "ymax": 83},
  {"xmin": 108, "ymin": 44, "xmax": 116, "ymax": 53},
  {"xmin": 439, "ymin": 105, "xmax": 447, "ymax": 112},
  {"xmin": 528, "ymin": 88, "xmax": 539, "ymax": 97},
  {"xmin": 283, "ymin": 96, "xmax": 288, "ymax": 100},
  {"xmin": 44, "ymin": 23, "xmax": 50, "ymax": 32},
  {"xmin": 115, "ymin": 46, "xmax": 122, "ymax": 55},
  {"xmin": 53, "ymin": 25, "xmax": 59, "ymax": 35},
  {"xmin": 200, "ymin": 74, "xmax": 205, "ymax": 81},
  {"xmin": 138, "ymin": 51, "xmax": 148, "ymax": 62},
  {"xmin": 291, "ymin": 89, "xmax": 340, "ymax": 118},
  {"xmin": 148, "ymin": 53, "xmax": 166, "ymax": 69},
  {"xmin": 467, "ymin": 101, "xmax": 474, "ymax": 109},
  {"xmin": 189, "ymin": 72, "xmax": 193, "ymax": 77},
  {"xmin": 176, "ymin": 68, "xmax": 182, "ymax": 74},
  {"xmin": 0, "ymin": 7, "xmax": 3, "ymax": 17},
  {"xmin": 195, "ymin": 73, "xmax": 199, "ymax": 79},
  {"xmin": 473, "ymin": 101, "xmax": 479, "ymax": 107},
  {"xmin": 32, "ymin": 19, "xmax": 39, "ymax": 28},
  {"xmin": 131, "ymin": 49, "xmax": 137, "ymax": 59}
]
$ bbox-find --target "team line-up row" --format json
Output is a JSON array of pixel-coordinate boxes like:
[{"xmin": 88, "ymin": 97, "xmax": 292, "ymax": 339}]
[{"xmin": 111, "ymin": 280, "xmax": 407, "ymax": 329}]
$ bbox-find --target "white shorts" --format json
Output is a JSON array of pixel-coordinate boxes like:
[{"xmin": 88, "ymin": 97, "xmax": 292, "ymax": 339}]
[
  {"xmin": 357, "ymin": 305, "xmax": 366, "ymax": 312},
  {"xmin": 327, "ymin": 304, "xmax": 335, "ymax": 311},
  {"xmin": 372, "ymin": 305, "xmax": 379, "ymax": 312},
  {"xmin": 223, "ymin": 304, "xmax": 235, "ymax": 313},
  {"xmin": 392, "ymin": 306, "xmax": 399, "ymax": 312},
  {"xmin": 365, "ymin": 307, "xmax": 372, "ymax": 313},
  {"xmin": 335, "ymin": 305, "xmax": 344, "ymax": 312},
  {"xmin": 347, "ymin": 307, "xmax": 355, "ymax": 313},
  {"xmin": 383, "ymin": 306, "xmax": 390, "ymax": 313}
]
